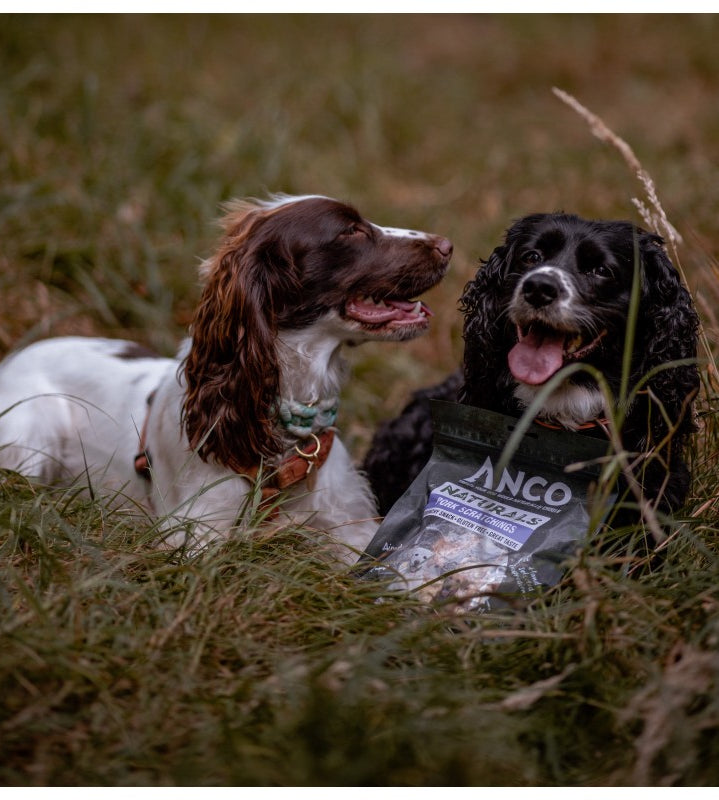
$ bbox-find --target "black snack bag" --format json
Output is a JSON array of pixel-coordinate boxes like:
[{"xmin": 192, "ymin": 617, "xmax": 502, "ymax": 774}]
[{"xmin": 359, "ymin": 401, "xmax": 615, "ymax": 611}]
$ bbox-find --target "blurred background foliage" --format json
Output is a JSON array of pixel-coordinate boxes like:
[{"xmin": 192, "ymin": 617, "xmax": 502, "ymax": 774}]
[
  {"xmin": 1, "ymin": 13, "xmax": 718, "ymax": 457},
  {"xmin": 2, "ymin": 15, "xmax": 719, "ymax": 786}
]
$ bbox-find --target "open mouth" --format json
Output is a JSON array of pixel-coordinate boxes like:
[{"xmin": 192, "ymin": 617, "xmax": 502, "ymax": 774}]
[
  {"xmin": 508, "ymin": 322, "xmax": 607, "ymax": 385},
  {"xmin": 344, "ymin": 296, "xmax": 433, "ymax": 331}
]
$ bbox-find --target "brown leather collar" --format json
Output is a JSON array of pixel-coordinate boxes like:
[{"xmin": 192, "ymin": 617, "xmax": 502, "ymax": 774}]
[
  {"xmin": 134, "ymin": 395, "xmax": 334, "ymax": 512},
  {"xmin": 533, "ymin": 417, "xmax": 609, "ymax": 433},
  {"xmin": 134, "ymin": 391, "xmax": 156, "ymax": 480},
  {"xmin": 224, "ymin": 429, "xmax": 335, "ymax": 510}
]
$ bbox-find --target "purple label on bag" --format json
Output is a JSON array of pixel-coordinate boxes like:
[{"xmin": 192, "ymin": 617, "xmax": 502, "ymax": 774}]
[{"xmin": 424, "ymin": 482, "xmax": 550, "ymax": 551}]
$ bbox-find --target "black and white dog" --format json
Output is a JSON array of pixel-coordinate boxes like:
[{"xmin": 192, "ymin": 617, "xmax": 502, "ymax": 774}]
[
  {"xmin": 0, "ymin": 195, "xmax": 452, "ymax": 561},
  {"xmin": 363, "ymin": 213, "xmax": 699, "ymax": 520}
]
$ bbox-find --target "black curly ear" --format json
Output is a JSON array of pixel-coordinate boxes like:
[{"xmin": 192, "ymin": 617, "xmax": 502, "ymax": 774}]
[
  {"xmin": 459, "ymin": 243, "xmax": 514, "ymax": 408},
  {"xmin": 634, "ymin": 233, "xmax": 699, "ymax": 427},
  {"xmin": 624, "ymin": 232, "xmax": 700, "ymax": 510}
]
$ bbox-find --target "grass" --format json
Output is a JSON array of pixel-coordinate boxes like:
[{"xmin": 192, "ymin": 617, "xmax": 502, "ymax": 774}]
[{"xmin": 1, "ymin": 13, "xmax": 719, "ymax": 786}]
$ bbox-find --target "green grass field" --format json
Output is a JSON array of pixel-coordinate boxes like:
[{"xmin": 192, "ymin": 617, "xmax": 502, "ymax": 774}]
[{"xmin": 1, "ymin": 14, "xmax": 719, "ymax": 786}]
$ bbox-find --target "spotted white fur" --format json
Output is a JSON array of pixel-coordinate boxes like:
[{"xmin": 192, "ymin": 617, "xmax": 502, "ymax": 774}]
[
  {"xmin": 511, "ymin": 265, "xmax": 578, "ymax": 328},
  {"xmin": 513, "ymin": 381, "xmax": 606, "ymax": 430}
]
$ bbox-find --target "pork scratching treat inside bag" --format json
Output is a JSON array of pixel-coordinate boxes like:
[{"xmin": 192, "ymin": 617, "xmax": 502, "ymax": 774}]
[{"xmin": 360, "ymin": 400, "xmax": 615, "ymax": 612}]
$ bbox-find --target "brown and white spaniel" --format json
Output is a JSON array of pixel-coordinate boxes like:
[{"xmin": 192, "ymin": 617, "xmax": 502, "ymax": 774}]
[{"xmin": 0, "ymin": 195, "xmax": 452, "ymax": 560}]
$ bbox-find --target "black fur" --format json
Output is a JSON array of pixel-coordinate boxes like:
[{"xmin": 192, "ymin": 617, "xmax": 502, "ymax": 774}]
[{"xmin": 363, "ymin": 213, "xmax": 699, "ymax": 518}]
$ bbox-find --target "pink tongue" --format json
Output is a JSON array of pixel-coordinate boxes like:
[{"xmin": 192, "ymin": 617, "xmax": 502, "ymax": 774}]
[{"xmin": 508, "ymin": 329, "xmax": 565, "ymax": 385}]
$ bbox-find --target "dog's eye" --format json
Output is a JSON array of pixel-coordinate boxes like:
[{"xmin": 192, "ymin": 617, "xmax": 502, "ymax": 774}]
[
  {"xmin": 339, "ymin": 224, "xmax": 367, "ymax": 239},
  {"xmin": 522, "ymin": 250, "xmax": 542, "ymax": 265},
  {"xmin": 593, "ymin": 264, "xmax": 613, "ymax": 278}
]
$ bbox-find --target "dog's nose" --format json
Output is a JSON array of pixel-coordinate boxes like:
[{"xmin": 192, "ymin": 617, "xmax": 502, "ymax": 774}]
[
  {"xmin": 434, "ymin": 237, "xmax": 453, "ymax": 258},
  {"xmin": 522, "ymin": 273, "xmax": 561, "ymax": 308}
]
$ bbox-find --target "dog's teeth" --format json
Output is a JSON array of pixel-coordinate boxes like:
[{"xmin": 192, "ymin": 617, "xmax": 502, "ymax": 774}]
[
  {"xmin": 377, "ymin": 299, "xmax": 387, "ymax": 308},
  {"xmin": 566, "ymin": 335, "xmax": 582, "ymax": 353},
  {"xmin": 413, "ymin": 300, "xmax": 423, "ymax": 315}
]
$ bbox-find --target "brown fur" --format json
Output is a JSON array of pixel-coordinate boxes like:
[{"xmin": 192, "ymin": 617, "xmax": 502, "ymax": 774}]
[{"xmin": 182, "ymin": 203, "xmax": 292, "ymax": 468}]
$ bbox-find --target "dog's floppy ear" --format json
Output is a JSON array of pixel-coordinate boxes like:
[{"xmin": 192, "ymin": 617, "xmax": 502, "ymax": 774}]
[
  {"xmin": 619, "ymin": 231, "xmax": 700, "ymax": 511},
  {"xmin": 459, "ymin": 243, "xmax": 513, "ymax": 407},
  {"xmin": 635, "ymin": 233, "xmax": 700, "ymax": 427},
  {"xmin": 183, "ymin": 205, "xmax": 300, "ymax": 469}
]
